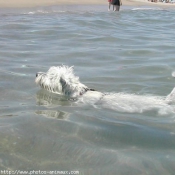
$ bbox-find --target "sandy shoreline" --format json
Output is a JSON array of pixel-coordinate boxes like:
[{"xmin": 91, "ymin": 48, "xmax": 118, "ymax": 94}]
[{"xmin": 0, "ymin": 0, "xmax": 174, "ymax": 8}]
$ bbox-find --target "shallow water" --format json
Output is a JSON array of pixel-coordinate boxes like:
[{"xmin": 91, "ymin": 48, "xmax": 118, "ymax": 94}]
[{"xmin": 0, "ymin": 5, "xmax": 175, "ymax": 175}]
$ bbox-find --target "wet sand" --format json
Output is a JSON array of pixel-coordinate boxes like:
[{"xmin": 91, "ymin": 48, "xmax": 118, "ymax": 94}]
[{"xmin": 0, "ymin": 0, "xmax": 174, "ymax": 8}]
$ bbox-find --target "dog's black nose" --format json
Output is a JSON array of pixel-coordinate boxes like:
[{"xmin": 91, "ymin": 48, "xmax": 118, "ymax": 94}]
[{"xmin": 36, "ymin": 73, "xmax": 38, "ymax": 77}]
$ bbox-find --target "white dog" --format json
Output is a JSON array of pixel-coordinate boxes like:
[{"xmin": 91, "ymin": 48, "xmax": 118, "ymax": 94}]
[{"xmin": 35, "ymin": 65, "xmax": 175, "ymax": 114}]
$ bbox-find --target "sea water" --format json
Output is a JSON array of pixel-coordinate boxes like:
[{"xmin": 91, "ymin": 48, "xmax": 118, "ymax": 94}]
[{"xmin": 0, "ymin": 5, "xmax": 175, "ymax": 175}]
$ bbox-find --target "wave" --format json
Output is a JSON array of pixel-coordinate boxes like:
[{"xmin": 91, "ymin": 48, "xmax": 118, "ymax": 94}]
[
  {"xmin": 132, "ymin": 7, "xmax": 162, "ymax": 11},
  {"xmin": 23, "ymin": 10, "xmax": 66, "ymax": 15}
]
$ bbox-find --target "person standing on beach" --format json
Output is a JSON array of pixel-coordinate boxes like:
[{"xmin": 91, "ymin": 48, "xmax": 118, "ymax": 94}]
[
  {"xmin": 111, "ymin": 0, "xmax": 122, "ymax": 11},
  {"xmin": 108, "ymin": 0, "xmax": 114, "ymax": 11}
]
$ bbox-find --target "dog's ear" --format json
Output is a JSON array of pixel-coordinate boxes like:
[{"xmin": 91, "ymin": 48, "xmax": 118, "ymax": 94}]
[{"xmin": 60, "ymin": 77, "xmax": 67, "ymax": 87}]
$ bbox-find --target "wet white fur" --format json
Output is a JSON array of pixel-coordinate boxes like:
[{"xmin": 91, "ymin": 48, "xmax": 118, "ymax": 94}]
[{"xmin": 35, "ymin": 66, "xmax": 175, "ymax": 114}]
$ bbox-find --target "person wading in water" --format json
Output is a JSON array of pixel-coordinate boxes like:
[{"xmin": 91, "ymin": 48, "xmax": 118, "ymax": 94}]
[
  {"xmin": 111, "ymin": 0, "xmax": 122, "ymax": 11},
  {"xmin": 108, "ymin": 0, "xmax": 114, "ymax": 11}
]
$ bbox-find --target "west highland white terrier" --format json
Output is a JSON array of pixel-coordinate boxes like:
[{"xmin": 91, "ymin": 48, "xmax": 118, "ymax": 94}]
[{"xmin": 35, "ymin": 65, "xmax": 175, "ymax": 114}]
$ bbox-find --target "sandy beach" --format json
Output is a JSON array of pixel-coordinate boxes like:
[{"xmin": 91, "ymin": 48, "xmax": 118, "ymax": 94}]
[{"xmin": 0, "ymin": 0, "xmax": 174, "ymax": 8}]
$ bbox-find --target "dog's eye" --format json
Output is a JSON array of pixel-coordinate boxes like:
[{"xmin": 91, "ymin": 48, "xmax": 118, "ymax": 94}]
[{"xmin": 89, "ymin": 88, "xmax": 96, "ymax": 91}]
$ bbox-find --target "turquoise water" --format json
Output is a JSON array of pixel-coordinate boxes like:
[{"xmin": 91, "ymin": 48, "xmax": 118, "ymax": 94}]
[{"xmin": 0, "ymin": 5, "xmax": 175, "ymax": 175}]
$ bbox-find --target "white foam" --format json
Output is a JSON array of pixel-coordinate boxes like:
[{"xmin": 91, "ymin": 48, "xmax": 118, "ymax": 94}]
[
  {"xmin": 24, "ymin": 10, "xmax": 66, "ymax": 15},
  {"xmin": 132, "ymin": 7, "xmax": 162, "ymax": 11},
  {"xmin": 28, "ymin": 12, "xmax": 35, "ymax": 15},
  {"xmin": 172, "ymin": 72, "xmax": 175, "ymax": 77}
]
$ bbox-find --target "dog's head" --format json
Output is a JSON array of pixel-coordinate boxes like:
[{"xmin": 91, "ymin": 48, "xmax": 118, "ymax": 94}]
[{"xmin": 35, "ymin": 65, "xmax": 88, "ymax": 98}]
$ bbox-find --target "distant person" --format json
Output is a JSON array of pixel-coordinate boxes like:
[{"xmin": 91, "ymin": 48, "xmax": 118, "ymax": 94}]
[
  {"xmin": 111, "ymin": 0, "xmax": 122, "ymax": 11},
  {"xmin": 108, "ymin": 0, "xmax": 114, "ymax": 11}
]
